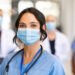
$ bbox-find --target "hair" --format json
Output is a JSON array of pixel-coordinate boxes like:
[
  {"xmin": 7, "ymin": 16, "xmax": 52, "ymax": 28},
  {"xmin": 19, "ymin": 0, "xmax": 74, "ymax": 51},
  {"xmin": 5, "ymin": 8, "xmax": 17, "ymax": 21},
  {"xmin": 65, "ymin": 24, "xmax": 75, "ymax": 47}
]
[
  {"xmin": 0, "ymin": 9, "xmax": 2, "ymax": 12},
  {"xmin": 13, "ymin": 7, "xmax": 47, "ymax": 47}
]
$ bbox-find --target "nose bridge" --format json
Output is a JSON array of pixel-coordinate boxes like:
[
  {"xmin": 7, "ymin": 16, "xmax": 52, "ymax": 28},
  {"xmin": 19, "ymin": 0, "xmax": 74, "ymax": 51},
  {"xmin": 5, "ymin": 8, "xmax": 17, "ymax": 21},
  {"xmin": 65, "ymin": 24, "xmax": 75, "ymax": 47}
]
[{"xmin": 26, "ymin": 24, "xmax": 30, "ymax": 28}]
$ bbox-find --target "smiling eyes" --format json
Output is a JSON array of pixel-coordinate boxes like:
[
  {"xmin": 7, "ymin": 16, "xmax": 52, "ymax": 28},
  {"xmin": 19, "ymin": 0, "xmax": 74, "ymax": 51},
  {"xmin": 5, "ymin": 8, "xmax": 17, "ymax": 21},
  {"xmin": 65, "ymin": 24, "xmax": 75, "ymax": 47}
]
[{"xmin": 18, "ymin": 24, "xmax": 38, "ymax": 28}]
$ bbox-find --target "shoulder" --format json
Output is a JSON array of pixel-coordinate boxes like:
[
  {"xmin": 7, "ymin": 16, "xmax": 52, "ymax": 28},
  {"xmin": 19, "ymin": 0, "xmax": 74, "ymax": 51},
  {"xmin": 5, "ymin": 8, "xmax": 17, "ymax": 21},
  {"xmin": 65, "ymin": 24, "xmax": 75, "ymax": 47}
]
[
  {"xmin": 56, "ymin": 30, "xmax": 68, "ymax": 41},
  {"xmin": 42, "ymin": 51, "xmax": 62, "ymax": 64},
  {"xmin": 2, "ymin": 49, "xmax": 23, "ymax": 63},
  {"xmin": 0, "ymin": 50, "xmax": 23, "ymax": 75},
  {"xmin": 56, "ymin": 30, "xmax": 67, "ymax": 38},
  {"xmin": 41, "ymin": 51, "xmax": 65, "ymax": 75},
  {"xmin": 0, "ymin": 52, "xmax": 15, "ymax": 75}
]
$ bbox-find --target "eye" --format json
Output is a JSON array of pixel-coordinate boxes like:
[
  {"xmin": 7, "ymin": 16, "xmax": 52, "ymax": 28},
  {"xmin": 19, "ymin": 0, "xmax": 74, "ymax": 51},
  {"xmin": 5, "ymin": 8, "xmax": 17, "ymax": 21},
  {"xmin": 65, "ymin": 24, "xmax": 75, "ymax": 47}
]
[
  {"xmin": 31, "ymin": 24, "xmax": 37, "ymax": 27},
  {"xmin": 19, "ymin": 24, "xmax": 26, "ymax": 28}
]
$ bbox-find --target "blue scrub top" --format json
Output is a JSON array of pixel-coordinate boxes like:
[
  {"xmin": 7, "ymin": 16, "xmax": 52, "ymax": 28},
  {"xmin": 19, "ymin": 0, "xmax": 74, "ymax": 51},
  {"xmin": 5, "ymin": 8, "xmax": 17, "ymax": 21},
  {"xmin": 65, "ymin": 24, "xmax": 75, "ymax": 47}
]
[
  {"xmin": 0, "ymin": 50, "xmax": 65, "ymax": 75},
  {"xmin": 72, "ymin": 38, "xmax": 75, "ymax": 51}
]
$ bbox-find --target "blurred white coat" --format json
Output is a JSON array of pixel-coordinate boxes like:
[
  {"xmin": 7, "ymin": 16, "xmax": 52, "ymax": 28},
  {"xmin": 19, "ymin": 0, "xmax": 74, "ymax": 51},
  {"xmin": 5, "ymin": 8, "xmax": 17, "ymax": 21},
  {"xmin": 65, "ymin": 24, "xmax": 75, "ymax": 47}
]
[
  {"xmin": 40, "ymin": 30, "xmax": 71, "ymax": 63},
  {"xmin": 0, "ymin": 29, "xmax": 19, "ymax": 57}
]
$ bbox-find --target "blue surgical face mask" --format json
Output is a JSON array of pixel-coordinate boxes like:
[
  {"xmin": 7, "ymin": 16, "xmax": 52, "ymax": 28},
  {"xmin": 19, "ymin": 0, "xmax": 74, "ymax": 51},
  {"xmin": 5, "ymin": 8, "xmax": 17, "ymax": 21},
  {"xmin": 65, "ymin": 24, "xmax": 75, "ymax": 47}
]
[
  {"xmin": 0, "ymin": 16, "xmax": 2, "ymax": 25},
  {"xmin": 46, "ymin": 22, "xmax": 56, "ymax": 31},
  {"xmin": 17, "ymin": 28, "xmax": 40, "ymax": 45}
]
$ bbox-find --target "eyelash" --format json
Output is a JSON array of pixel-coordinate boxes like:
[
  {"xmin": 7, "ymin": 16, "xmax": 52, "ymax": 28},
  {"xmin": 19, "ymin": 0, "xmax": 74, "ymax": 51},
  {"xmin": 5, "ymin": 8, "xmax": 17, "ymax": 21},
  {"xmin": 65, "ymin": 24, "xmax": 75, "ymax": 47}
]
[
  {"xmin": 19, "ymin": 24, "xmax": 37, "ymax": 28},
  {"xmin": 31, "ymin": 25, "xmax": 37, "ymax": 27},
  {"xmin": 19, "ymin": 25, "xmax": 26, "ymax": 27}
]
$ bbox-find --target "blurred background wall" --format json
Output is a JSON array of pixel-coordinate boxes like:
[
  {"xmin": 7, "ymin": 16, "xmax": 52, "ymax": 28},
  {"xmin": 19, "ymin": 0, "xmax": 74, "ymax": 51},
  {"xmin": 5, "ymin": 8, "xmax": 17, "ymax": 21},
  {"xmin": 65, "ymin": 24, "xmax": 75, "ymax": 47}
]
[{"xmin": 0, "ymin": 0, "xmax": 75, "ymax": 43}]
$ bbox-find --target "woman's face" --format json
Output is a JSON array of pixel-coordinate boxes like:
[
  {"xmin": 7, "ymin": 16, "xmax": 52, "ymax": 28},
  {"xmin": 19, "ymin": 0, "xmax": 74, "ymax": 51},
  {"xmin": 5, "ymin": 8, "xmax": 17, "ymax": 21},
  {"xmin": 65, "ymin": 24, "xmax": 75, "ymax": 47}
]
[
  {"xmin": 18, "ymin": 13, "xmax": 40, "ymax": 29},
  {"xmin": 17, "ymin": 13, "xmax": 41, "ymax": 45}
]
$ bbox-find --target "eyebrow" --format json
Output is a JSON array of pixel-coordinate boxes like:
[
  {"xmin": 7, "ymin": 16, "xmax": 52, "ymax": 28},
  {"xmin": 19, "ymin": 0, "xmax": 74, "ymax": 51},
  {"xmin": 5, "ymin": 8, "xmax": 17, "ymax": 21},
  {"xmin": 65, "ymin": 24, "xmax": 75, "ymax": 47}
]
[
  {"xmin": 30, "ymin": 22, "xmax": 38, "ymax": 24},
  {"xmin": 19, "ymin": 22, "xmax": 38, "ymax": 25},
  {"xmin": 19, "ymin": 22, "xmax": 25, "ymax": 25}
]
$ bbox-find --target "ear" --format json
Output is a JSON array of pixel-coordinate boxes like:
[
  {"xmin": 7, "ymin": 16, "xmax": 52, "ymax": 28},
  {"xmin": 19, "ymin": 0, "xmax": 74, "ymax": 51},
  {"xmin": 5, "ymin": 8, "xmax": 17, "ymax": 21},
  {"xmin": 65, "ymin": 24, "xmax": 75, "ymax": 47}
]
[{"xmin": 42, "ymin": 24, "xmax": 46, "ymax": 31}]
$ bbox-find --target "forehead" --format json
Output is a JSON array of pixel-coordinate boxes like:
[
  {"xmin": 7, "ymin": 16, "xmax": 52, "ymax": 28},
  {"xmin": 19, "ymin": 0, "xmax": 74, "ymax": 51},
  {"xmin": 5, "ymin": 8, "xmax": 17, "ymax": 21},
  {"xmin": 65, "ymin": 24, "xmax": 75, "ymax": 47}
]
[
  {"xmin": 46, "ymin": 15, "xmax": 56, "ymax": 21},
  {"xmin": 19, "ymin": 13, "xmax": 39, "ymax": 23}
]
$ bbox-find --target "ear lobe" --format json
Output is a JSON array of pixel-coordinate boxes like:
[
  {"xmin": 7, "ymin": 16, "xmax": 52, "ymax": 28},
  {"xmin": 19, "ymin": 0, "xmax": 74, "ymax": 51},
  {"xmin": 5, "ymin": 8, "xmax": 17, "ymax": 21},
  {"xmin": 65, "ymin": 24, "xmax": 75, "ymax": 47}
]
[{"xmin": 42, "ymin": 24, "xmax": 46, "ymax": 31}]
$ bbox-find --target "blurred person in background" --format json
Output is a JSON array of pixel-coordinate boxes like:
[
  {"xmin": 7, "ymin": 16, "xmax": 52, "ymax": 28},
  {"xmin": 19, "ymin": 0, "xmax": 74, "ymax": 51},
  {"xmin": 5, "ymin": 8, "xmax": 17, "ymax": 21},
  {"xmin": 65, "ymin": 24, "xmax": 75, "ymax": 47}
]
[
  {"xmin": 0, "ymin": 9, "xmax": 19, "ymax": 64},
  {"xmin": 71, "ymin": 38, "xmax": 75, "ymax": 75},
  {"xmin": 41, "ymin": 15, "xmax": 71, "ymax": 63}
]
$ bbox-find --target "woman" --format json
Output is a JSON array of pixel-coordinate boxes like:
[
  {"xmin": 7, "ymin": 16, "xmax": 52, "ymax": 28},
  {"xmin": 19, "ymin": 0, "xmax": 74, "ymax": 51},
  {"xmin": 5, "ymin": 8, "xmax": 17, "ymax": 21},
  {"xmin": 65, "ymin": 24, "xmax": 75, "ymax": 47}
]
[{"xmin": 0, "ymin": 8, "xmax": 65, "ymax": 75}]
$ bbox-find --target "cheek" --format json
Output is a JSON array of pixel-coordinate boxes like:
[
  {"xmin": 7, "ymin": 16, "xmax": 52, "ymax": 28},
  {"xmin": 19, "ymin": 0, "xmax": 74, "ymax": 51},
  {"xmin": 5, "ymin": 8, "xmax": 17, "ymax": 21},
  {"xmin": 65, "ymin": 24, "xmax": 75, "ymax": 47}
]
[
  {"xmin": 43, "ymin": 25, "xmax": 46, "ymax": 31},
  {"xmin": 37, "ymin": 25, "xmax": 40, "ymax": 29}
]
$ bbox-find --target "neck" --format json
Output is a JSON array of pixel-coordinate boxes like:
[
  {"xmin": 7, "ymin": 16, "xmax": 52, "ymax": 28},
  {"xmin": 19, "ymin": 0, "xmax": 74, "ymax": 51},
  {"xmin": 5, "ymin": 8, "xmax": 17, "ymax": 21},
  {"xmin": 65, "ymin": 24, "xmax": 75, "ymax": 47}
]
[
  {"xmin": 47, "ymin": 29, "xmax": 56, "ymax": 41},
  {"xmin": 23, "ymin": 41, "xmax": 40, "ymax": 58}
]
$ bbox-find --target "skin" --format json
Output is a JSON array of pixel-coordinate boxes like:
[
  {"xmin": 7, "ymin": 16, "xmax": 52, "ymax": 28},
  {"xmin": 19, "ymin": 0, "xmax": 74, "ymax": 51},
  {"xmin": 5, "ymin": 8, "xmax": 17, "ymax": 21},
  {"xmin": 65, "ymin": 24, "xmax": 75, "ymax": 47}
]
[
  {"xmin": 46, "ymin": 15, "xmax": 57, "ymax": 41},
  {"xmin": 18, "ymin": 13, "xmax": 45, "ymax": 65},
  {"xmin": 0, "ymin": 10, "xmax": 3, "ymax": 17}
]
